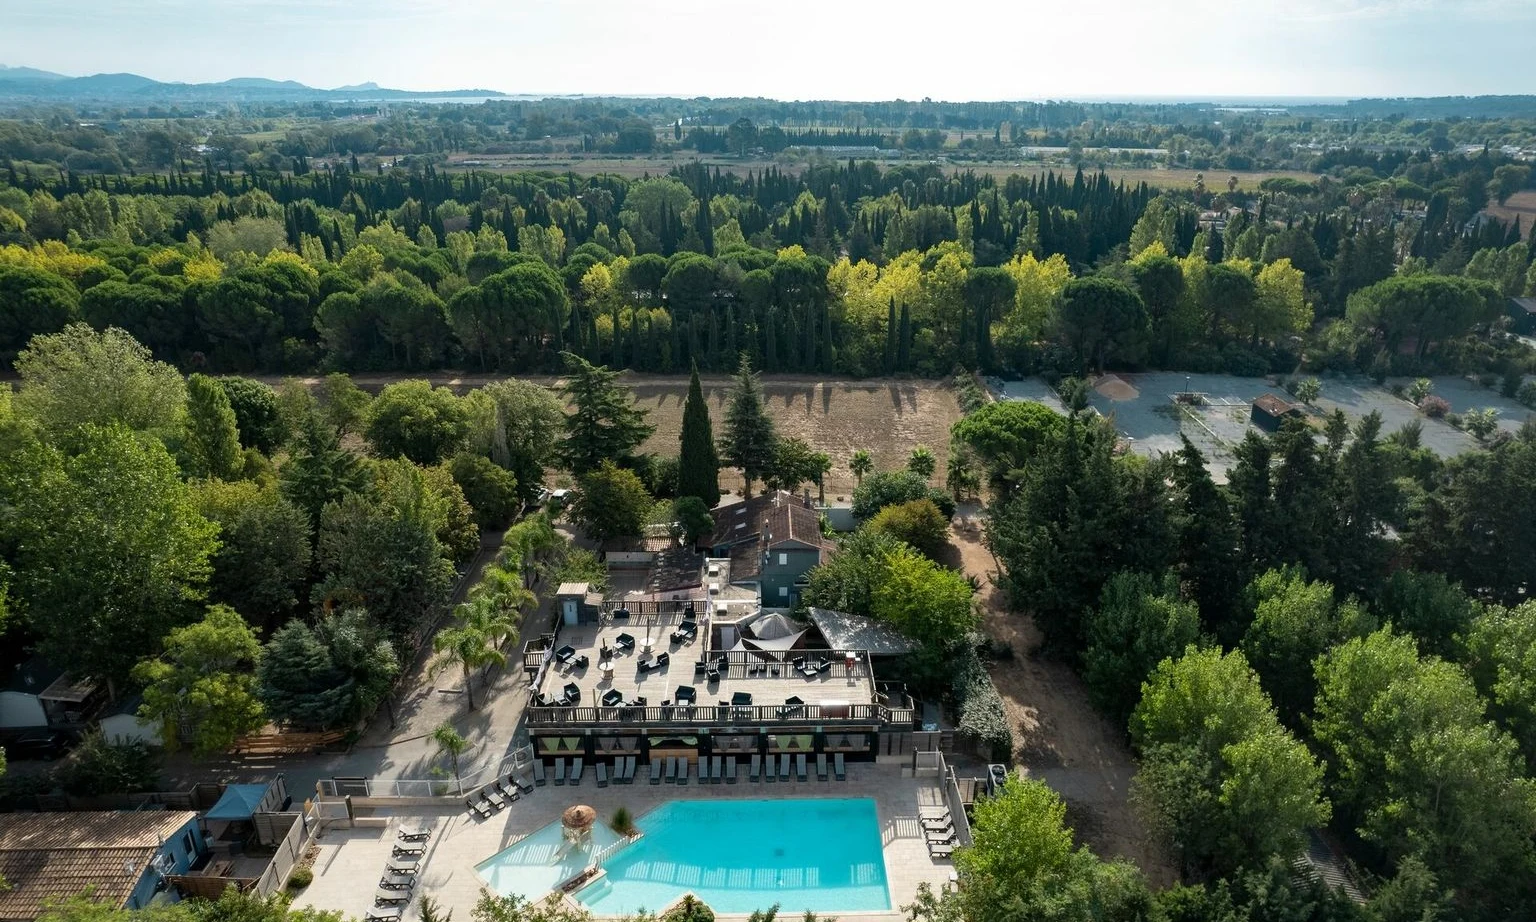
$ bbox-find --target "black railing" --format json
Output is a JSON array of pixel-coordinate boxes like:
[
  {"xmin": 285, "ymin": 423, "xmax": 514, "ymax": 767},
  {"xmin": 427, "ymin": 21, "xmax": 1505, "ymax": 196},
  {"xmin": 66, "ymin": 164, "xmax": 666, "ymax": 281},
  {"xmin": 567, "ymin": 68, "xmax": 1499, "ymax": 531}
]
[{"xmin": 526, "ymin": 702, "xmax": 914, "ymax": 727}]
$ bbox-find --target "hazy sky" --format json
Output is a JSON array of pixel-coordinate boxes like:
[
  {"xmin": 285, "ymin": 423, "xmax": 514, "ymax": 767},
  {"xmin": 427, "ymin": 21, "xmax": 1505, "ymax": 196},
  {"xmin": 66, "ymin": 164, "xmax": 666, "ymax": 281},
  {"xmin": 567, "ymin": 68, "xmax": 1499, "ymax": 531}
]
[{"xmin": 3, "ymin": 0, "xmax": 1533, "ymax": 99}]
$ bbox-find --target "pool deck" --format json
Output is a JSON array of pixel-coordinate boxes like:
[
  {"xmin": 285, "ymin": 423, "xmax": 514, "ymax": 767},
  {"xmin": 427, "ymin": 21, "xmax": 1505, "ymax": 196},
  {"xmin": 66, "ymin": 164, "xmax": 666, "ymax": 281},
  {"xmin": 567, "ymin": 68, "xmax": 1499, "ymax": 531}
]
[{"xmin": 294, "ymin": 762, "xmax": 954, "ymax": 921}]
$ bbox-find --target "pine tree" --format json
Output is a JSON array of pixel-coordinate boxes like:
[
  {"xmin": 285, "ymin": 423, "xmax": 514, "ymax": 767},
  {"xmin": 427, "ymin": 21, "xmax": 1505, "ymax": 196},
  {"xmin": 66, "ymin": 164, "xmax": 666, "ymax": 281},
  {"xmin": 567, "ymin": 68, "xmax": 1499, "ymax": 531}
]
[
  {"xmin": 677, "ymin": 362, "xmax": 721, "ymax": 507},
  {"xmin": 185, "ymin": 373, "xmax": 243, "ymax": 480},
  {"xmin": 720, "ymin": 353, "xmax": 778, "ymax": 498},
  {"xmin": 556, "ymin": 352, "xmax": 655, "ymax": 474}
]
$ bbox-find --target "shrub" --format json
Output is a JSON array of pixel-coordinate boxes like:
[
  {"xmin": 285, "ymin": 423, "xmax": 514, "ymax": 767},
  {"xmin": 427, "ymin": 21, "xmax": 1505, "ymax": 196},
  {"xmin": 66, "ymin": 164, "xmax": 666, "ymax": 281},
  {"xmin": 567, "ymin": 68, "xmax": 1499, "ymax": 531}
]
[
  {"xmin": 611, "ymin": 806, "xmax": 637, "ymax": 837},
  {"xmin": 53, "ymin": 732, "xmax": 162, "ymax": 797},
  {"xmin": 953, "ymin": 371, "xmax": 989, "ymax": 414},
  {"xmin": 663, "ymin": 895, "xmax": 716, "ymax": 922},
  {"xmin": 867, "ymin": 499, "xmax": 949, "ymax": 559},
  {"xmin": 953, "ymin": 640, "xmax": 1013, "ymax": 762},
  {"xmin": 1408, "ymin": 378, "xmax": 1434, "ymax": 405},
  {"xmin": 852, "ymin": 469, "xmax": 955, "ymax": 520},
  {"xmin": 1518, "ymin": 381, "xmax": 1536, "ymax": 409},
  {"xmin": 1418, "ymin": 395, "xmax": 1450, "ymax": 418},
  {"xmin": 286, "ymin": 866, "xmax": 313, "ymax": 890},
  {"xmin": 1463, "ymin": 408, "xmax": 1501, "ymax": 441}
]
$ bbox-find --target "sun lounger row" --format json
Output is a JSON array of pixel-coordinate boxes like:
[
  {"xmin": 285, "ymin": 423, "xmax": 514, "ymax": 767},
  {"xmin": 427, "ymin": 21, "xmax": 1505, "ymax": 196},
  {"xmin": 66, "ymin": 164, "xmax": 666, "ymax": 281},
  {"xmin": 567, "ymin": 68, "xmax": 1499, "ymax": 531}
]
[
  {"xmin": 742, "ymin": 752, "xmax": 845, "ymax": 781},
  {"xmin": 549, "ymin": 757, "xmax": 586, "ymax": 785},
  {"xmin": 922, "ymin": 810, "xmax": 957, "ymax": 859},
  {"xmin": 374, "ymin": 825, "xmax": 432, "ymax": 915},
  {"xmin": 466, "ymin": 772, "xmax": 532, "ymax": 819}
]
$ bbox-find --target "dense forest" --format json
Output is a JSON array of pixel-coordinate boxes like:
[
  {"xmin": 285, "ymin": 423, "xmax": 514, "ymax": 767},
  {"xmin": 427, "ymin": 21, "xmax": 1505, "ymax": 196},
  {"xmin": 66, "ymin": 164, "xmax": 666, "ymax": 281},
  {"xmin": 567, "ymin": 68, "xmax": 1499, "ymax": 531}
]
[{"xmin": 0, "ymin": 141, "xmax": 1533, "ymax": 384}]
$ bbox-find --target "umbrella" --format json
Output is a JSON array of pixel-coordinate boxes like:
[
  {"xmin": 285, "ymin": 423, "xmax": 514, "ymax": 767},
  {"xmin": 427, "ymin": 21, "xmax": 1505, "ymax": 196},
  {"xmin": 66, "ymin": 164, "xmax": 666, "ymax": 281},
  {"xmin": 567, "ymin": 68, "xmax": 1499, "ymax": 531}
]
[{"xmin": 562, "ymin": 805, "xmax": 597, "ymax": 830}]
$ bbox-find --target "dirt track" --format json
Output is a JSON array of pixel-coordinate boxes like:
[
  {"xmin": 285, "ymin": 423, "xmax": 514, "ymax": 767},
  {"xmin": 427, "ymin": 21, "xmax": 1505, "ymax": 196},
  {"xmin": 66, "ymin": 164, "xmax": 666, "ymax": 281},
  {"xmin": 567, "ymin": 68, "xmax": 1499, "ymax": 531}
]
[{"xmin": 949, "ymin": 524, "xmax": 1178, "ymax": 886}]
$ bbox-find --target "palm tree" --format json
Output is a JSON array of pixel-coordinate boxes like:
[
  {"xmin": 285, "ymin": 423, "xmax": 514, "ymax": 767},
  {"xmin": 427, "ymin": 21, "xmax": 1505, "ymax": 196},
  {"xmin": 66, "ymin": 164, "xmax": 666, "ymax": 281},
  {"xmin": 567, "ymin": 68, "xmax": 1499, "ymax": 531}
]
[
  {"xmin": 907, "ymin": 445, "xmax": 937, "ymax": 480},
  {"xmin": 431, "ymin": 602, "xmax": 511, "ymax": 711},
  {"xmin": 812, "ymin": 451, "xmax": 832, "ymax": 505},
  {"xmin": 431, "ymin": 723, "xmax": 470, "ymax": 795},
  {"xmin": 849, "ymin": 449, "xmax": 873, "ymax": 485}
]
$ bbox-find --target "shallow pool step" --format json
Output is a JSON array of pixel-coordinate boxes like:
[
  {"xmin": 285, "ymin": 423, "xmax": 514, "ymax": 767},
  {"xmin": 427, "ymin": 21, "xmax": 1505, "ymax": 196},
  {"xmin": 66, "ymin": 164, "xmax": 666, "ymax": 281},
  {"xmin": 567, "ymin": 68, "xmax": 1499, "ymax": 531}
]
[{"xmin": 575, "ymin": 876, "xmax": 612, "ymax": 902}]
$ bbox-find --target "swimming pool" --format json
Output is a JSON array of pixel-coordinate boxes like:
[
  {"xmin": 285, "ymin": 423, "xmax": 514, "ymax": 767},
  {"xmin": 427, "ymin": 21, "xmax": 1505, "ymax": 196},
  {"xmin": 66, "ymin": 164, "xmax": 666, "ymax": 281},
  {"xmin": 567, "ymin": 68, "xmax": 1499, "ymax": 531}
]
[
  {"xmin": 475, "ymin": 818, "xmax": 626, "ymax": 905},
  {"xmin": 574, "ymin": 798, "xmax": 890, "ymax": 915}
]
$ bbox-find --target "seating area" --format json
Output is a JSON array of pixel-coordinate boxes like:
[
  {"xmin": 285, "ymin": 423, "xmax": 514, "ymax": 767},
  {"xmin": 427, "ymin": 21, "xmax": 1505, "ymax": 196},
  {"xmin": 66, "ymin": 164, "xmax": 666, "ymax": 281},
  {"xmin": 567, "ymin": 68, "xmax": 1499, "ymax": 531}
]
[
  {"xmin": 530, "ymin": 617, "xmax": 889, "ymax": 723},
  {"xmin": 465, "ymin": 769, "xmax": 535, "ymax": 821}
]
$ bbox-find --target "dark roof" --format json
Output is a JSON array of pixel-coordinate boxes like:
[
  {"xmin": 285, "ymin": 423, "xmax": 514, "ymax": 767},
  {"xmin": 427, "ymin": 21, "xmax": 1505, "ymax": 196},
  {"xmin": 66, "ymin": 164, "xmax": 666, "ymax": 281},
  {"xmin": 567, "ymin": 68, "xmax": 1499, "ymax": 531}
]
[
  {"xmin": 728, "ymin": 541, "xmax": 763, "ymax": 582},
  {"xmin": 709, "ymin": 491, "xmax": 832, "ymax": 553},
  {"xmin": 3, "ymin": 657, "xmax": 64, "ymax": 697},
  {"xmin": 1511, "ymin": 296, "xmax": 1536, "ymax": 315},
  {"xmin": 1252, "ymin": 393, "xmax": 1300, "ymax": 416}
]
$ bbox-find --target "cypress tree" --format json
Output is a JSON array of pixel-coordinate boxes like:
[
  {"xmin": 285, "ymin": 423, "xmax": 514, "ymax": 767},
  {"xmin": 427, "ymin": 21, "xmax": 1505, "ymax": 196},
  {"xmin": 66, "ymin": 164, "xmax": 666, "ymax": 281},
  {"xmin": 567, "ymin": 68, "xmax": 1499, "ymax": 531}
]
[
  {"xmin": 897, "ymin": 302, "xmax": 913, "ymax": 372},
  {"xmin": 185, "ymin": 373, "xmax": 244, "ymax": 481},
  {"xmin": 677, "ymin": 362, "xmax": 721, "ymax": 507},
  {"xmin": 884, "ymin": 298, "xmax": 898, "ymax": 373}
]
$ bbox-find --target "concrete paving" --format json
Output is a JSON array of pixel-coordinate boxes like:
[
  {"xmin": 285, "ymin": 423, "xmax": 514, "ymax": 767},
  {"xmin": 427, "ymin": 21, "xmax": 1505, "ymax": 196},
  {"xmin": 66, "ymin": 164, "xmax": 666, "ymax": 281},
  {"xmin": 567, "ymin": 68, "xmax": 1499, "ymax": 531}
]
[
  {"xmin": 989, "ymin": 373, "xmax": 1534, "ymax": 482},
  {"xmin": 293, "ymin": 763, "xmax": 955, "ymax": 921}
]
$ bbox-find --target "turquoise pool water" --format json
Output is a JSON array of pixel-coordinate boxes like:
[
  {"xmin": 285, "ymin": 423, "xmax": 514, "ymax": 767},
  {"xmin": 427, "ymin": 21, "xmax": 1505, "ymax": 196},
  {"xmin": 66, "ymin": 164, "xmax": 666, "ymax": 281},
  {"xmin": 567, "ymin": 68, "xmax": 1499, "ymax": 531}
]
[
  {"xmin": 574, "ymin": 798, "xmax": 890, "ymax": 915},
  {"xmin": 476, "ymin": 819, "xmax": 625, "ymax": 904}
]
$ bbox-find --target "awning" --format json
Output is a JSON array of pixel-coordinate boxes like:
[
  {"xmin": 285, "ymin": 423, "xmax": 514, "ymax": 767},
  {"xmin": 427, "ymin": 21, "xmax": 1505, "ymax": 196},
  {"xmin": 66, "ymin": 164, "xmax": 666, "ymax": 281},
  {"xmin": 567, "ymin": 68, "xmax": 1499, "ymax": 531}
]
[{"xmin": 204, "ymin": 784, "xmax": 268, "ymax": 821}]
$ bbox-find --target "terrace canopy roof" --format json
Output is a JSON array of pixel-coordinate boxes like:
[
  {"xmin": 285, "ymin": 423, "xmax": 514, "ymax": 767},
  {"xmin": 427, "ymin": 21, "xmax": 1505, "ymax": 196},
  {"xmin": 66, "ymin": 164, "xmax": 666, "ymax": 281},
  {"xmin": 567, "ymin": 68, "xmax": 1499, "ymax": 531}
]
[{"xmin": 205, "ymin": 784, "xmax": 268, "ymax": 822}]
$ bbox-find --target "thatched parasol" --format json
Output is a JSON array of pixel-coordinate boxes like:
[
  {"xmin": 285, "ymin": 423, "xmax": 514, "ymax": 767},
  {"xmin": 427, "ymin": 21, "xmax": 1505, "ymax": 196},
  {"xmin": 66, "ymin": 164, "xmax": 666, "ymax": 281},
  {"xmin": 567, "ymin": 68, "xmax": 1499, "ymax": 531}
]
[{"xmin": 562, "ymin": 804, "xmax": 597, "ymax": 831}]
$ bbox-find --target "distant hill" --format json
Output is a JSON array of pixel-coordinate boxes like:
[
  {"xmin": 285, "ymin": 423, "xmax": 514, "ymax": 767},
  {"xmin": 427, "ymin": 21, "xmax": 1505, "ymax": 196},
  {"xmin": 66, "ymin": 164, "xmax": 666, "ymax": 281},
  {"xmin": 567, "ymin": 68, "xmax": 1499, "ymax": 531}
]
[
  {"xmin": 216, "ymin": 77, "xmax": 311, "ymax": 90},
  {"xmin": 0, "ymin": 64, "xmax": 70, "ymax": 82},
  {"xmin": 0, "ymin": 66, "xmax": 506, "ymax": 102}
]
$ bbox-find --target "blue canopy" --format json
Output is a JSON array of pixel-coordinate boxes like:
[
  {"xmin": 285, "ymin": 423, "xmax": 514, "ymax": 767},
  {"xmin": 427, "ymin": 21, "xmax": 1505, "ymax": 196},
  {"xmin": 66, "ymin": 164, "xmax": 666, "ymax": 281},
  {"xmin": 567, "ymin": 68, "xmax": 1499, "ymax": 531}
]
[{"xmin": 205, "ymin": 783, "xmax": 268, "ymax": 821}]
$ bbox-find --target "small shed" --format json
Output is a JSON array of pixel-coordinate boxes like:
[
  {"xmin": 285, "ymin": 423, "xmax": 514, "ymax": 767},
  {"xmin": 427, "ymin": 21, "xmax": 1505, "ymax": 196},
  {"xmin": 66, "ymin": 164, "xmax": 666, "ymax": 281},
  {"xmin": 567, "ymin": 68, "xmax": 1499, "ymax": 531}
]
[
  {"xmin": 1251, "ymin": 393, "xmax": 1304, "ymax": 433},
  {"xmin": 1508, "ymin": 297, "xmax": 1536, "ymax": 336},
  {"xmin": 98, "ymin": 695, "xmax": 161, "ymax": 747}
]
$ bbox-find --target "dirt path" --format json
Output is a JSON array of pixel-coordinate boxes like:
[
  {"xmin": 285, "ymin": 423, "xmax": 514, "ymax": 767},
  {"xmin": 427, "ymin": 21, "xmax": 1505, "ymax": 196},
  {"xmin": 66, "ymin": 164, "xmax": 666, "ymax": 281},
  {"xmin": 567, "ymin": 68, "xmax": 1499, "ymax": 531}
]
[{"xmin": 949, "ymin": 525, "xmax": 1178, "ymax": 887}]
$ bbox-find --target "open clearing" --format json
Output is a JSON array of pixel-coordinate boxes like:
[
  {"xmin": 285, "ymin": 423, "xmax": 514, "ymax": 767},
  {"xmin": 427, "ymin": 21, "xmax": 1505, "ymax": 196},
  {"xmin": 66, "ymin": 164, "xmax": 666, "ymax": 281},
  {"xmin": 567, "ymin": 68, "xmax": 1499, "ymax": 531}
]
[
  {"xmin": 268, "ymin": 372, "xmax": 963, "ymax": 500},
  {"xmin": 948, "ymin": 523, "xmax": 1178, "ymax": 887},
  {"xmin": 627, "ymin": 374, "xmax": 963, "ymax": 500},
  {"xmin": 438, "ymin": 151, "xmax": 1318, "ymax": 190},
  {"xmin": 1484, "ymin": 189, "xmax": 1536, "ymax": 240}
]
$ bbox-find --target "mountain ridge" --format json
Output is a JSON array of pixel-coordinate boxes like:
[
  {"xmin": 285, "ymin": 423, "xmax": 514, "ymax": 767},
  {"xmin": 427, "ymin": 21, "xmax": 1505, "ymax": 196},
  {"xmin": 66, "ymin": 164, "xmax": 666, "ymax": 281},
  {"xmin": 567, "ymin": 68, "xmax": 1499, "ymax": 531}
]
[{"xmin": 0, "ymin": 66, "xmax": 506, "ymax": 100}]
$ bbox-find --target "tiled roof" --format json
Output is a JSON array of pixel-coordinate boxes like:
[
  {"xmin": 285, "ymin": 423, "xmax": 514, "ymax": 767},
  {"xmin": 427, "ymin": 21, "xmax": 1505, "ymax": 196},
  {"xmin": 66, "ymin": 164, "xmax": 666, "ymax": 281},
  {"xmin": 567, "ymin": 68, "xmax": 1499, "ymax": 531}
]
[
  {"xmin": 0, "ymin": 846, "xmax": 156, "ymax": 920},
  {"xmin": 710, "ymin": 491, "xmax": 832, "ymax": 553},
  {"xmin": 0, "ymin": 811, "xmax": 198, "ymax": 921},
  {"xmin": 728, "ymin": 541, "xmax": 763, "ymax": 581}
]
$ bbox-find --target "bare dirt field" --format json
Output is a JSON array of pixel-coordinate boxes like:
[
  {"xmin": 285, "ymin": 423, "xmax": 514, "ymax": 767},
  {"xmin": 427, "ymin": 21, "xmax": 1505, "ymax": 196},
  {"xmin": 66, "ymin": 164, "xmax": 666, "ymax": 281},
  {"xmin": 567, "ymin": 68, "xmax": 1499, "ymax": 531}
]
[
  {"xmin": 948, "ymin": 524, "xmax": 1178, "ymax": 886},
  {"xmin": 1484, "ymin": 189, "xmax": 1536, "ymax": 240},
  {"xmin": 268, "ymin": 372, "xmax": 963, "ymax": 501},
  {"xmin": 629, "ymin": 374, "xmax": 963, "ymax": 501}
]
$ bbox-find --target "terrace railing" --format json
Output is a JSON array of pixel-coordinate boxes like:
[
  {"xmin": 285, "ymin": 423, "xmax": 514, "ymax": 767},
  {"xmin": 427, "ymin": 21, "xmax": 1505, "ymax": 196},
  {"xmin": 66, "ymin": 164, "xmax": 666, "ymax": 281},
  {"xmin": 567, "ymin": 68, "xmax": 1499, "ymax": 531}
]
[{"xmin": 527, "ymin": 701, "xmax": 897, "ymax": 727}]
